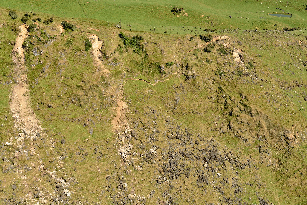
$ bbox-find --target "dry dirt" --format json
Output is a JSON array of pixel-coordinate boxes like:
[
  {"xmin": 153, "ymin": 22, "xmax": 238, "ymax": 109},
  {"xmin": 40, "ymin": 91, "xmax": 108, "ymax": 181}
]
[{"xmin": 89, "ymin": 34, "xmax": 111, "ymax": 76}]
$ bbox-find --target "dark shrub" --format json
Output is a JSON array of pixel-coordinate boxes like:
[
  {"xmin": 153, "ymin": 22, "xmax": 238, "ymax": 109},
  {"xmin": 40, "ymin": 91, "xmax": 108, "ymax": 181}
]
[
  {"xmin": 61, "ymin": 21, "xmax": 75, "ymax": 31},
  {"xmin": 283, "ymin": 27, "xmax": 300, "ymax": 31},
  {"xmin": 171, "ymin": 7, "xmax": 184, "ymax": 15},
  {"xmin": 33, "ymin": 18, "xmax": 41, "ymax": 22},
  {"xmin": 9, "ymin": 11, "xmax": 17, "ymax": 20},
  {"xmin": 166, "ymin": 62, "xmax": 174, "ymax": 67},
  {"xmin": 21, "ymin": 14, "xmax": 30, "ymax": 24},
  {"xmin": 43, "ymin": 18, "xmax": 53, "ymax": 25},
  {"xmin": 204, "ymin": 43, "xmax": 215, "ymax": 53},
  {"xmin": 27, "ymin": 24, "xmax": 37, "ymax": 32},
  {"xmin": 119, "ymin": 32, "xmax": 144, "ymax": 54},
  {"xmin": 85, "ymin": 39, "xmax": 92, "ymax": 51},
  {"xmin": 199, "ymin": 34, "xmax": 212, "ymax": 42}
]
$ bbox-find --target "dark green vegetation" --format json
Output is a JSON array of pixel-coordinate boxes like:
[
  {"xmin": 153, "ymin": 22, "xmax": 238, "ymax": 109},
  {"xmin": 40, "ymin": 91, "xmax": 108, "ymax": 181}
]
[{"xmin": 0, "ymin": 0, "xmax": 307, "ymax": 204}]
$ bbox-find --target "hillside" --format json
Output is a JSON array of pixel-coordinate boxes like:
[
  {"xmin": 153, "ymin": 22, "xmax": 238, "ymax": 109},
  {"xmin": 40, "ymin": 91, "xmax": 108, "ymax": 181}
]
[{"xmin": 0, "ymin": 2, "xmax": 307, "ymax": 204}]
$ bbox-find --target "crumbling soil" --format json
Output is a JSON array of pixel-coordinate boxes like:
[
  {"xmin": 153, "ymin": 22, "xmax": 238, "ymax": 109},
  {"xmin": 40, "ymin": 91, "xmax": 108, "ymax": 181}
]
[{"xmin": 89, "ymin": 34, "xmax": 111, "ymax": 75}]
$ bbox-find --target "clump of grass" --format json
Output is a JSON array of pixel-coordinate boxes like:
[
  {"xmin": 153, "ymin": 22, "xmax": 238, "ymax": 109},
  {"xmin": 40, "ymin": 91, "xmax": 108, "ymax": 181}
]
[
  {"xmin": 65, "ymin": 38, "xmax": 73, "ymax": 47},
  {"xmin": 217, "ymin": 46, "xmax": 231, "ymax": 55},
  {"xmin": 246, "ymin": 61, "xmax": 254, "ymax": 70}
]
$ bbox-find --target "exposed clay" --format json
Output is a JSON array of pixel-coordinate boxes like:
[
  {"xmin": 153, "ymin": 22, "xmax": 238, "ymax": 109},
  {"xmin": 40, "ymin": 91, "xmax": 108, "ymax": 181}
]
[
  {"xmin": 233, "ymin": 48, "xmax": 244, "ymax": 65},
  {"xmin": 89, "ymin": 34, "xmax": 111, "ymax": 75},
  {"xmin": 112, "ymin": 96, "xmax": 129, "ymax": 133},
  {"xmin": 58, "ymin": 25, "xmax": 64, "ymax": 34}
]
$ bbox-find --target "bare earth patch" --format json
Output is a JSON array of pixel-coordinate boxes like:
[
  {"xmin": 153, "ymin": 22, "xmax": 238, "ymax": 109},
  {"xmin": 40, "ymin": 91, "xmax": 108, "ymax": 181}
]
[{"xmin": 89, "ymin": 34, "xmax": 111, "ymax": 75}]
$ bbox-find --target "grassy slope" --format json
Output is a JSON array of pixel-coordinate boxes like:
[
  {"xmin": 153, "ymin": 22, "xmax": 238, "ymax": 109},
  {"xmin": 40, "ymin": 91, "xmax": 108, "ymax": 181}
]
[
  {"xmin": 0, "ymin": 1, "xmax": 307, "ymax": 204},
  {"xmin": 0, "ymin": 0, "xmax": 306, "ymax": 34}
]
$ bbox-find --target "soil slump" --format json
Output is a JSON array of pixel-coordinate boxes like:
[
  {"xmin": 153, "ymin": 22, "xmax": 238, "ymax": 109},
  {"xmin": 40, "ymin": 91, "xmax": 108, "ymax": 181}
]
[
  {"xmin": 89, "ymin": 34, "xmax": 111, "ymax": 75},
  {"xmin": 10, "ymin": 24, "xmax": 42, "ymax": 137},
  {"xmin": 89, "ymin": 34, "xmax": 131, "ymax": 161},
  {"xmin": 8, "ymin": 24, "xmax": 71, "ymax": 203}
]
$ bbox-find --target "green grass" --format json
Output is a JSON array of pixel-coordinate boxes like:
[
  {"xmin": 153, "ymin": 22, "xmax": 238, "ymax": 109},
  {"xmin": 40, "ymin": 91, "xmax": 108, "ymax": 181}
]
[{"xmin": 0, "ymin": 0, "xmax": 306, "ymax": 34}]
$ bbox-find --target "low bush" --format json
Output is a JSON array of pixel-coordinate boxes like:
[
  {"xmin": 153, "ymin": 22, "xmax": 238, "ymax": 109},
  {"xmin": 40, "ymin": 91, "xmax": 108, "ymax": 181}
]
[
  {"xmin": 21, "ymin": 14, "xmax": 30, "ymax": 24},
  {"xmin": 118, "ymin": 32, "xmax": 144, "ymax": 54},
  {"xmin": 61, "ymin": 21, "xmax": 75, "ymax": 31},
  {"xmin": 43, "ymin": 17, "xmax": 53, "ymax": 25},
  {"xmin": 84, "ymin": 39, "xmax": 92, "ymax": 51},
  {"xmin": 27, "ymin": 24, "xmax": 37, "ymax": 32},
  {"xmin": 171, "ymin": 7, "xmax": 184, "ymax": 15},
  {"xmin": 199, "ymin": 34, "xmax": 212, "ymax": 42},
  {"xmin": 166, "ymin": 62, "xmax": 174, "ymax": 67},
  {"xmin": 204, "ymin": 43, "xmax": 215, "ymax": 53},
  {"xmin": 8, "ymin": 10, "xmax": 17, "ymax": 20}
]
